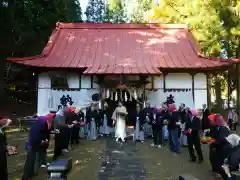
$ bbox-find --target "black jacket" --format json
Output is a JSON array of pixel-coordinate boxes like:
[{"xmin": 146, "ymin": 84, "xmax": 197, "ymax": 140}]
[
  {"xmin": 185, "ymin": 116, "xmax": 201, "ymax": 136},
  {"xmin": 227, "ymin": 144, "xmax": 240, "ymax": 171},
  {"xmin": 133, "ymin": 110, "xmax": 145, "ymax": 130},
  {"xmin": 168, "ymin": 111, "xmax": 179, "ymax": 130},
  {"xmin": 86, "ymin": 109, "xmax": 99, "ymax": 128},
  {"xmin": 65, "ymin": 112, "xmax": 75, "ymax": 125},
  {"xmin": 179, "ymin": 108, "xmax": 186, "ymax": 123},
  {"xmin": 151, "ymin": 110, "xmax": 169, "ymax": 129},
  {"xmin": 202, "ymin": 108, "xmax": 210, "ymax": 130},
  {"xmin": 100, "ymin": 108, "xmax": 112, "ymax": 127},
  {"xmin": 207, "ymin": 125, "xmax": 230, "ymax": 148},
  {"xmin": 76, "ymin": 111, "xmax": 85, "ymax": 122},
  {"xmin": 143, "ymin": 107, "xmax": 154, "ymax": 124},
  {"xmin": 39, "ymin": 123, "xmax": 51, "ymax": 149}
]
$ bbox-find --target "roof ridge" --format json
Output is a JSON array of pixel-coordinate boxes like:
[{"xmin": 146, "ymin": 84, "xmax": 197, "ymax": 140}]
[{"xmin": 56, "ymin": 22, "xmax": 189, "ymax": 29}]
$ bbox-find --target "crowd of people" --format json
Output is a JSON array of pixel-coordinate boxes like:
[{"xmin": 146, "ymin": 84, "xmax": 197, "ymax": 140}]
[{"xmin": 0, "ymin": 101, "xmax": 240, "ymax": 180}]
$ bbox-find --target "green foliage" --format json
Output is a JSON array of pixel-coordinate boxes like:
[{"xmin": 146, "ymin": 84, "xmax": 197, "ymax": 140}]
[
  {"xmin": 0, "ymin": 0, "xmax": 82, "ymax": 57},
  {"xmin": 147, "ymin": 0, "xmax": 240, "ymax": 58},
  {"xmin": 123, "ymin": 0, "xmax": 153, "ymax": 23},
  {"xmin": 0, "ymin": 0, "xmax": 82, "ymax": 100},
  {"xmin": 106, "ymin": 0, "xmax": 125, "ymax": 22},
  {"xmin": 85, "ymin": 0, "xmax": 107, "ymax": 22}
]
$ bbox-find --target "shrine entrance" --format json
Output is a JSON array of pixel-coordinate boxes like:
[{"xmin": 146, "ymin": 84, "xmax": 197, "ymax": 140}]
[{"xmin": 96, "ymin": 75, "xmax": 149, "ymax": 126}]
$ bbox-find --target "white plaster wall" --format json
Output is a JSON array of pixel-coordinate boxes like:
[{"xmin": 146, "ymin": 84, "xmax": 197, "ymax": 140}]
[
  {"xmin": 145, "ymin": 76, "xmax": 152, "ymax": 89},
  {"xmin": 37, "ymin": 73, "xmax": 100, "ymax": 115},
  {"xmin": 194, "ymin": 73, "xmax": 207, "ymax": 109},
  {"xmin": 68, "ymin": 73, "xmax": 80, "ymax": 88},
  {"xmin": 146, "ymin": 89, "xmax": 194, "ymax": 108},
  {"xmin": 81, "ymin": 75, "xmax": 91, "ymax": 88},
  {"xmin": 92, "ymin": 76, "xmax": 99, "ymax": 88},
  {"xmin": 37, "ymin": 73, "xmax": 51, "ymax": 115},
  {"xmin": 194, "ymin": 90, "xmax": 207, "ymax": 109},
  {"xmin": 194, "ymin": 73, "xmax": 207, "ymax": 89},
  {"xmin": 165, "ymin": 73, "xmax": 192, "ymax": 89},
  {"xmin": 153, "ymin": 76, "xmax": 164, "ymax": 89},
  {"xmin": 145, "ymin": 73, "xmax": 207, "ymax": 109}
]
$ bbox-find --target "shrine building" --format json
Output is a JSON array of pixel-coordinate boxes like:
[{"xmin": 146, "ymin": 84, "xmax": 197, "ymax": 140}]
[{"xmin": 8, "ymin": 23, "xmax": 238, "ymax": 115}]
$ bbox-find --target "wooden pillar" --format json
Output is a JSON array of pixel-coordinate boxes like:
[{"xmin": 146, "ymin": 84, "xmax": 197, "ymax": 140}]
[
  {"xmin": 163, "ymin": 74, "xmax": 166, "ymax": 92},
  {"xmin": 191, "ymin": 73, "xmax": 195, "ymax": 103},
  {"xmin": 206, "ymin": 73, "xmax": 212, "ymax": 109}
]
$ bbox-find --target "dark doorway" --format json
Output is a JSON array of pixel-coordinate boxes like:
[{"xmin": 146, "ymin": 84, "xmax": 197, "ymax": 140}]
[{"xmin": 104, "ymin": 89, "xmax": 138, "ymax": 126}]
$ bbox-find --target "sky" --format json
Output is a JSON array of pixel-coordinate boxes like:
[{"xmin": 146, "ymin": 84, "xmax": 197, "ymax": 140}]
[{"xmin": 79, "ymin": 0, "xmax": 88, "ymax": 20}]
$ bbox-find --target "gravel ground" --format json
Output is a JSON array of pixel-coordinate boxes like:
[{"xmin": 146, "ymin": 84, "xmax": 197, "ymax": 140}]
[{"xmin": 6, "ymin": 131, "xmax": 236, "ymax": 180}]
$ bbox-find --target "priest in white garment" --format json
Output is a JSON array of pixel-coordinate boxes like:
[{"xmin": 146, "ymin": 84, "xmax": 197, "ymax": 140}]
[{"xmin": 112, "ymin": 100, "xmax": 128, "ymax": 142}]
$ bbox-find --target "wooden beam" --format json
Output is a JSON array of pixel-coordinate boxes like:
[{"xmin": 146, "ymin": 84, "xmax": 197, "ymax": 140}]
[
  {"xmin": 191, "ymin": 73, "xmax": 195, "ymax": 103},
  {"xmin": 163, "ymin": 74, "xmax": 166, "ymax": 92},
  {"xmin": 206, "ymin": 73, "xmax": 211, "ymax": 109},
  {"xmin": 151, "ymin": 76, "xmax": 154, "ymax": 89}
]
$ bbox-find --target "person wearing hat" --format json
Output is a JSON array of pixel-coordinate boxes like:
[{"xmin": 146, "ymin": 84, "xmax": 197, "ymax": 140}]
[
  {"xmin": 167, "ymin": 104, "xmax": 181, "ymax": 153},
  {"xmin": 205, "ymin": 114, "xmax": 230, "ymax": 177},
  {"xmin": 185, "ymin": 109, "xmax": 203, "ymax": 163},
  {"xmin": 0, "ymin": 118, "xmax": 12, "ymax": 180},
  {"xmin": 53, "ymin": 106, "xmax": 74, "ymax": 159},
  {"xmin": 22, "ymin": 114, "xmax": 54, "ymax": 180},
  {"xmin": 37, "ymin": 113, "xmax": 54, "ymax": 168}
]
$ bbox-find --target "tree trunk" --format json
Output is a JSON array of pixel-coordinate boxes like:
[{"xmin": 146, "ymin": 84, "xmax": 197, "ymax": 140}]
[{"xmin": 214, "ymin": 76, "xmax": 223, "ymax": 112}]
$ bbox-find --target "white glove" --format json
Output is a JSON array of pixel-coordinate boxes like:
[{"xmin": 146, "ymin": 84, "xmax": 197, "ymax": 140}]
[{"xmin": 204, "ymin": 129, "xmax": 210, "ymax": 133}]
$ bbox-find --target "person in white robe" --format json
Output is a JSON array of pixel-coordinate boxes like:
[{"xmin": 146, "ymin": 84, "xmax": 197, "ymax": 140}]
[
  {"xmin": 112, "ymin": 100, "xmax": 128, "ymax": 142},
  {"xmin": 134, "ymin": 104, "xmax": 145, "ymax": 142}
]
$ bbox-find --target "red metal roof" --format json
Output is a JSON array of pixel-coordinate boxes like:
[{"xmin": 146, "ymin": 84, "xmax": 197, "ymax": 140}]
[{"xmin": 8, "ymin": 22, "xmax": 233, "ymax": 74}]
